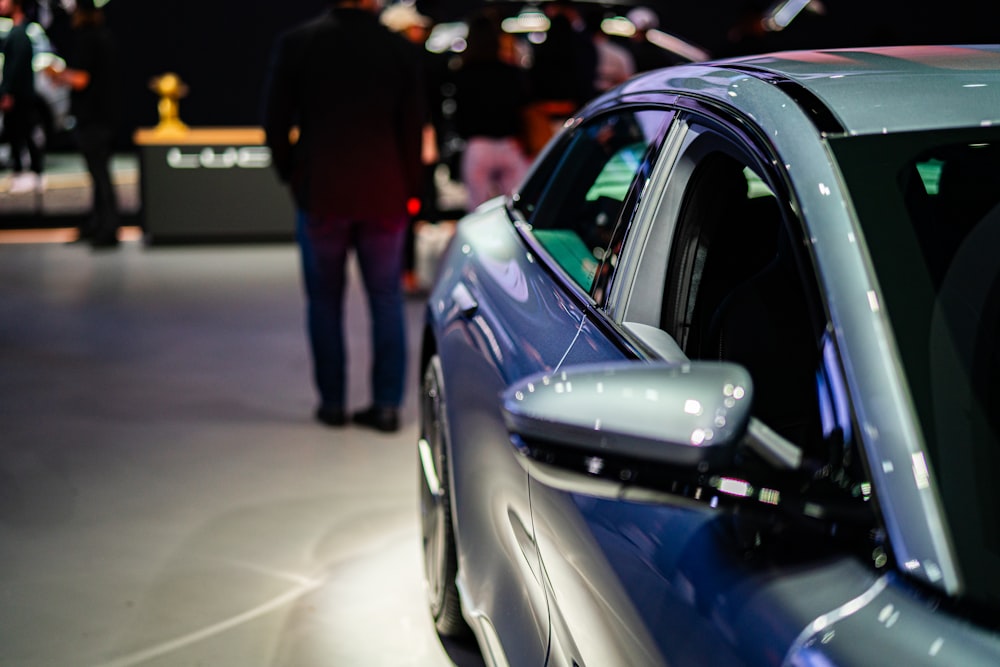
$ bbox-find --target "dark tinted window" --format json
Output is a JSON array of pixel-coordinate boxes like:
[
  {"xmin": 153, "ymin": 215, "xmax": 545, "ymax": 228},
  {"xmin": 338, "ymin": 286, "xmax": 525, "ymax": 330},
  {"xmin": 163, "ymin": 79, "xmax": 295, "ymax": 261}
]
[
  {"xmin": 831, "ymin": 129, "xmax": 1000, "ymax": 610},
  {"xmin": 666, "ymin": 149, "xmax": 824, "ymax": 450}
]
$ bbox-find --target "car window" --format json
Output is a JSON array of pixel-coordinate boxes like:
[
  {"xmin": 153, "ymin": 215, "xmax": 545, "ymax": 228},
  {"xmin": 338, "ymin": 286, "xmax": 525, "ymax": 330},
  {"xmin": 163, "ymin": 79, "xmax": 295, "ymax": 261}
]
[
  {"xmin": 660, "ymin": 120, "xmax": 834, "ymax": 462},
  {"xmin": 515, "ymin": 109, "xmax": 671, "ymax": 292},
  {"xmin": 830, "ymin": 129, "xmax": 1000, "ymax": 608}
]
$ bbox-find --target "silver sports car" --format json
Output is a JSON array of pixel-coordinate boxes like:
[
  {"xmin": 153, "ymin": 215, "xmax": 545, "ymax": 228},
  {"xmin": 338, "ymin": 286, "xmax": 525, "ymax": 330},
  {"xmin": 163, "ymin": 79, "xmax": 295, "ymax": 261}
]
[{"xmin": 419, "ymin": 45, "xmax": 1000, "ymax": 666}]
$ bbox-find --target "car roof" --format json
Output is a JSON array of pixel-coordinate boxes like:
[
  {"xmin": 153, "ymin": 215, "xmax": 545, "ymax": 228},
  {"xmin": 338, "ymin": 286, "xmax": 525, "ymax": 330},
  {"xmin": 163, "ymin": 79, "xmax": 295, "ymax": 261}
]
[{"xmin": 627, "ymin": 45, "xmax": 1000, "ymax": 137}]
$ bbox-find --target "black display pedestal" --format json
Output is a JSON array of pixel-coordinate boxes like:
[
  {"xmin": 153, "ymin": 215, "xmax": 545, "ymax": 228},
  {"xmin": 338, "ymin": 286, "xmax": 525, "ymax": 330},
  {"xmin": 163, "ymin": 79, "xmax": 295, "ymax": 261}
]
[{"xmin": 134, "ymin": 127, "xmax": 294, "ymax": 244}]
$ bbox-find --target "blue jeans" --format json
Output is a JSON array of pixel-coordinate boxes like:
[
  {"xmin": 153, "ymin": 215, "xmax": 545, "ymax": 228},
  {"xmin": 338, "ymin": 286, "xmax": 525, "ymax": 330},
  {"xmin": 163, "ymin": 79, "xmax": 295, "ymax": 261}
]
[{"xmin": 296, "ymin": 210, "xmax": 407, "ymax": 410}]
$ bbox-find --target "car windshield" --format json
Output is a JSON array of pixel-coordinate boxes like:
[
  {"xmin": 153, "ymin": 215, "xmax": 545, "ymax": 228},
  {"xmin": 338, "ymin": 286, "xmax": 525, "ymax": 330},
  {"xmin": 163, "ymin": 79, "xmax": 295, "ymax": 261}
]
[{"xmin": 830, "ymin": 128, "xmax": 1000, "ymax": 611}]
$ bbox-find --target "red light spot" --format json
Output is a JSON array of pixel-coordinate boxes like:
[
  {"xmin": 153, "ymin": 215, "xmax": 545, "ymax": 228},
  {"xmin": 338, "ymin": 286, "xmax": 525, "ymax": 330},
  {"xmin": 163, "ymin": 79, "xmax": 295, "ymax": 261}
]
[{"xmin": 407, "ymin": 197, "xmax": 421, "ymax": 217}]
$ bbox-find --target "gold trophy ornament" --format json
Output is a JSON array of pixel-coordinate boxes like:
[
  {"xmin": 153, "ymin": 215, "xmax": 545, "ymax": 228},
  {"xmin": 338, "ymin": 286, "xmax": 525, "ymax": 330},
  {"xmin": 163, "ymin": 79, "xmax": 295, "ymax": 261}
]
[{"xmin": 149, "ymin": 72, "xmax": 189, "ymax": 135}]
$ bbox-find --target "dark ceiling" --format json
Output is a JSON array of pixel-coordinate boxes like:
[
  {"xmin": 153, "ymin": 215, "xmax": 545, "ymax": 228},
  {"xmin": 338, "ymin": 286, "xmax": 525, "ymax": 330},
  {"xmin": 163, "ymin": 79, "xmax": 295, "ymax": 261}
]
[
  {"xmin": 416, "ymin": 0, "xmax": 998, "ymax": 57},
  {"xmin": 98, "ymin": 0, "xmax": 997, "ymax": 141}
]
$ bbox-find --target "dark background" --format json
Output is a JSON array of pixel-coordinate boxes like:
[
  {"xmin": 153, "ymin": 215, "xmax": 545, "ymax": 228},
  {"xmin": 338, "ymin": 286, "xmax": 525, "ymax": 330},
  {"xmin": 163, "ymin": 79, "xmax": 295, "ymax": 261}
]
[{"xmin": 81, "ymin": 0, "xmax": 1000, "ymax": 147}]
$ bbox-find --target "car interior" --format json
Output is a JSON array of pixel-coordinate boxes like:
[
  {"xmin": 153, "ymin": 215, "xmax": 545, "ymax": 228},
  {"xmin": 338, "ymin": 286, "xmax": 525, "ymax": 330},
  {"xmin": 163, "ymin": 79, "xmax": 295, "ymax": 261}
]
[
  {"xmin": 520, "ymin": 110, "xmax": 668, "ymax": 292},
  {"xmin": 663, "ymin": 150, "xmax": 824, "ymax": 451}
]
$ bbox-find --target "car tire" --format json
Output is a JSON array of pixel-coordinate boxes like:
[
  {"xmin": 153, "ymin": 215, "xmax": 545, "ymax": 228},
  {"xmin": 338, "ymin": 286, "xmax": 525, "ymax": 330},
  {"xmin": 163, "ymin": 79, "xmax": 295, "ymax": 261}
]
[{"xmin": 418, "ymin": 354, "xmax": 468, "ymax": 637}]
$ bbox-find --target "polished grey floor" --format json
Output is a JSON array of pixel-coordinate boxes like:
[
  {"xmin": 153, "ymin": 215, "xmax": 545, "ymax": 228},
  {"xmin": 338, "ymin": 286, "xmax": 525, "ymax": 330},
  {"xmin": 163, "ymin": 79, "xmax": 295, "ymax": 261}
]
[{"xmin": 0, "ymin": 236, "xmax": 483, "ymax": 666}]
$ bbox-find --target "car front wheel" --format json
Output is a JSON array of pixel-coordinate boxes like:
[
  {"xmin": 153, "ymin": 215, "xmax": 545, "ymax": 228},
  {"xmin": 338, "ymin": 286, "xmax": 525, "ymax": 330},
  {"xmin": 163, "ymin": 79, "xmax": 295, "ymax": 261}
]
[{"xmin": 418, "ymin": 355, "xmax": 467, "ymax": 636}]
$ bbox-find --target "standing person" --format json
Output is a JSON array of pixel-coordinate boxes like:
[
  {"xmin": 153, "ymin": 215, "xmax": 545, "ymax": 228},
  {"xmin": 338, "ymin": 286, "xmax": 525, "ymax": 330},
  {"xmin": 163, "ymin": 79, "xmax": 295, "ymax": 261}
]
[
  {"xmin": 452, "ymin": 10, "xmax": 530, "ymax": 210},
  {"xmin": 44, "ymin": 0, "xmax": 120, "ymax": 248},
  {"xmin": 263, "ymin": 0, "xmax": 425, "ymax": 433},
  {"xmin": 0, "ymin": 0, "xmax": 45, "ymax": 194},
  {"xmin": 523, "ymin": 0, "xmax": 597, "ymax": 156},
  {"xmin": 586, "ymin": 9, "xmax": 635, "ymax": 92}
]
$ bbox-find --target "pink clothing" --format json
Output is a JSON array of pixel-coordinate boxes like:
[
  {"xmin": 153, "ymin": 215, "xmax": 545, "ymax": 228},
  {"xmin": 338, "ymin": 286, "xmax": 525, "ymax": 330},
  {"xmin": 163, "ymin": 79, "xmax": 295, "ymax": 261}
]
[{"xmin": 461, "ymin": 136, "xmax": 530, "ymax": 210}]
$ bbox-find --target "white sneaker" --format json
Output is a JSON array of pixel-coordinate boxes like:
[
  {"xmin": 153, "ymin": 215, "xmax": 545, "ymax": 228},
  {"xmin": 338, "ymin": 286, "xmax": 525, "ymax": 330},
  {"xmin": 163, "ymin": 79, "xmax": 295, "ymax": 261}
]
[{"xmin": 9, "ymin": 173, "xmax": 37, "ymax": 194}]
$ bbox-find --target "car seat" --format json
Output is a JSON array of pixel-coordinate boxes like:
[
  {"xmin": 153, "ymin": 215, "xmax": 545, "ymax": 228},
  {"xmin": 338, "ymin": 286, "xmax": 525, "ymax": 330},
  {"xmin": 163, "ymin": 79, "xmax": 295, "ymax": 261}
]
[{"xmin": 705, "ymin": 223, "xmax": 821, "ymax": 447}]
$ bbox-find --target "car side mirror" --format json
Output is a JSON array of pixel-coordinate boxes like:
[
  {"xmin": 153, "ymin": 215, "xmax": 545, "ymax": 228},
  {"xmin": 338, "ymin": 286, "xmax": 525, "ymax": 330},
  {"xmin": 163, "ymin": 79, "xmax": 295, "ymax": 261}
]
[{"xmin": 501, "ymin": 360, "xmax": 754, "ymax": 472}]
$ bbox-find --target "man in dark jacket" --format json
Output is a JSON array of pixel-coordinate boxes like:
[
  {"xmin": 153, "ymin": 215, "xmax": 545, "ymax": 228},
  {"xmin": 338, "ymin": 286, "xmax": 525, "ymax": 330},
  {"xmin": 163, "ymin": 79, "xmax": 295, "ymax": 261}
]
[{"xmin": 263, "ymin": 0, "xmax": 425, "ymax": 432}]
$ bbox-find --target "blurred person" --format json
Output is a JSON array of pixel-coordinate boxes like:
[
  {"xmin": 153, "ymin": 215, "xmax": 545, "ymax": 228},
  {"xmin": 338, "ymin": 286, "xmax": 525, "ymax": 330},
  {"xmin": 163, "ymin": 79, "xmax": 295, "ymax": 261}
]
[
  {"xmin": 380, "ymin": 1, "xmax": 437, "ymax": 294},
  {"xmin": 452, "ymin": 10, "xmax": 530, "ymax": 210},
  {"xmin": 586, "ymin": 9, "xmax": 635, "ymax": 92},
  {"xmin": 380, "ymin": 1, "xmax": 430, "ymax": 46},
  {"xmin": 45, "ymin": 0, "xmax": 120, "ymax": 247},
  {"xmin": 523, "ymin": 0, "xmax": 597, "ymax": 156},
  {"xmin": 0, "ymin": 0, "xmax": 45, "ymax": 194},
  {"xmin": 263, "ymin": 0, "xmax": 425, "ymax": 433},
  {"xmin": 33, "ymin": 0, "xmax": 73, "ymax": 56}
]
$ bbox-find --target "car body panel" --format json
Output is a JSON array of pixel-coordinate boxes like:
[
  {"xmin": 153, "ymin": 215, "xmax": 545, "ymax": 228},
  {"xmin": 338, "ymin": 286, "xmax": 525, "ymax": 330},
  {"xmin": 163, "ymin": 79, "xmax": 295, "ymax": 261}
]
[
  {"xmin": 530, "ymin": 488, "xmax": 877, "ymax": 666},
  {"xmin": 531, "ymin": 468, "xmax": 1000, "ymax": 667},
  {"xmin": 730, "ymin": 45, "xmax": 1000, "ymax": 136},
  {"xmin": 427, "ymin": 203, "xmax": 633, "ymax": 664},
  {"xmin": 420, "ymin": 45, "xmax": 1000, "ymax": 666}
]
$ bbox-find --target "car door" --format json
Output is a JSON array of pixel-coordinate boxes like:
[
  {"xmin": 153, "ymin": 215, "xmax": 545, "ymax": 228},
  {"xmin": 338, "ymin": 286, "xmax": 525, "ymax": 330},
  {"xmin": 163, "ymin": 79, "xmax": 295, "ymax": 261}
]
[
  {"xmin": 433, "ymin": 105, "xmax": 674, "ymax": 666},
  {"xmin": 527, "ymin": 108, "xmax": 882, "ymax": 666}
]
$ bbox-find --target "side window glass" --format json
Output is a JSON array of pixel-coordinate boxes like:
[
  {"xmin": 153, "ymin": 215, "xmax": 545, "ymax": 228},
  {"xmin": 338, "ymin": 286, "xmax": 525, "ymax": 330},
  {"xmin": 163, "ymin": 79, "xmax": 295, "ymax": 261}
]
[
  {"xmin": 663, "ymin": 140, "xmax": 827, "ymax": 457},
  {"xmin": 523, "ymin": 110, "xmax": 670, "ymax": 292}
]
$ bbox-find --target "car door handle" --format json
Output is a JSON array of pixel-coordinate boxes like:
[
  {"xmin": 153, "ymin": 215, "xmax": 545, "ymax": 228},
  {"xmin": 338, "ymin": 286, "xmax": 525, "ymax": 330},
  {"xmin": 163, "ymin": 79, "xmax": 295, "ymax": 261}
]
[{"xmin": 451, "ymin": 282, "xmax": 479, "ymax": 317}]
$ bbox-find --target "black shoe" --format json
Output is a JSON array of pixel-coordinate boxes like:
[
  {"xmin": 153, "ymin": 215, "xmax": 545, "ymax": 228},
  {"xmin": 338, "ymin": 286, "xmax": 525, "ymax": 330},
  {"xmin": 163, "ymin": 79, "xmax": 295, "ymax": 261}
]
[
  {"xmin": 315, "ymin": 406, "xmax": 347, "ymax": 427},
  {"xmin": 352, "ymin": 406, "xmax": 400, "ymax": 433}
]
